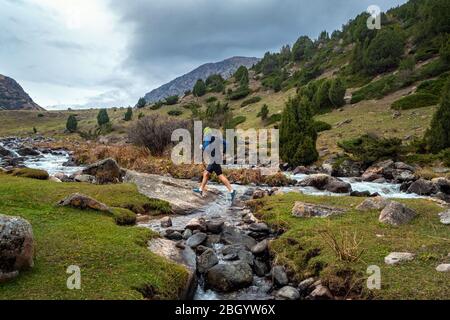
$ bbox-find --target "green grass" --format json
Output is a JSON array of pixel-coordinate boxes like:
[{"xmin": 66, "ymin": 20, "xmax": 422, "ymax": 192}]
[
  {"xmin": 252, "ymin": 193, "xmax": 450, "ymax": 299},
  {"xmin": 0, "ymin": 174, "xmax": 188, "ymax": 300},
  {"xmin": 391, "ymin": 93, "xmax": 439, "ymax": 110}
]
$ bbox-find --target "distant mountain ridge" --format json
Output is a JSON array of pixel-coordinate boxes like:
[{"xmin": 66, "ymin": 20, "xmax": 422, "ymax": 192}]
[
  {"xmin": 0, "ymin": 74, "xmax": 43, "ymax": 111},
  {"xmin": 144, "ymin": 56, "xmax": 260, "ymax": 103}
]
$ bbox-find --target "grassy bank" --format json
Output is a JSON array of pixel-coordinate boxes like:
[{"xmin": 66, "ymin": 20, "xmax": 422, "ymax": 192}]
[
  {"xmin": 251, "ymin": 193, "xmax": 449, "ymax": 299},
  {"xmin": 0, "ymin": 174, "xmax": 188, "ymax": 300}
]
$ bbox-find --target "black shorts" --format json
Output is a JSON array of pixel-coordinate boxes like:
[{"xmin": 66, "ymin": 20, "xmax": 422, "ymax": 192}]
[{"xmin": 206, "ymin": 163, "xmax": 223, "ymax": 176}]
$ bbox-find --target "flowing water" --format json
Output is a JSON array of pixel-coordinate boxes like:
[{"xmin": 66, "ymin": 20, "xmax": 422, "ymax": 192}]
[{"xmin": 0, "ymin": 142, "xmax": 424, "ymax": 300}]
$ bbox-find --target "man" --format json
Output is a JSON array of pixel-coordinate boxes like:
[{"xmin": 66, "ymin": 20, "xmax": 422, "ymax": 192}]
[{"xmin": 194, "ymin": 127, "xmax": 236, "ymax": 203}]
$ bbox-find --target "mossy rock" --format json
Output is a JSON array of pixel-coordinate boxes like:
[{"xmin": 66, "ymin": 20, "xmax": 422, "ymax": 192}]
[
  {"xmin": 111, "ymin": 207, "xmax": 137, "ymax": 226},
  {"xmin": 8, "ymin": 168, "xmax": 49, "ymax": 180},
  {"xmin": 123, "ymin": 198, "xmax": 172, "ymax": 216}
]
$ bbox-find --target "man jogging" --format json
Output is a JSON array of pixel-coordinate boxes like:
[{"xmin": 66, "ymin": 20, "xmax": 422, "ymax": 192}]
[{"xmin": 194, "ymin": 127, "xmax": 236, "ymax": 203}]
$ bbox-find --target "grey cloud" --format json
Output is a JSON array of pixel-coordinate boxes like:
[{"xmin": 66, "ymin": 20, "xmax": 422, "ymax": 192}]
[{"xmin": 45, "ymin": 40, "xmax": 85, "ymax": 51}]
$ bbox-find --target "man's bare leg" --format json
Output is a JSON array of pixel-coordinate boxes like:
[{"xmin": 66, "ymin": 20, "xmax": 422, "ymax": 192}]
[
  {"xmin": 218, "ymin": 174, "xmax": 233, "ymax": 192},
  {"xmin": 200, "ymin": 171, "xmax": 210, "ymax": 193}
]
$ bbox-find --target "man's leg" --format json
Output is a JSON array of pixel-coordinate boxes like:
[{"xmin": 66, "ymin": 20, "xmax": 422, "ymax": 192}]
[
  {"xmin": 200, "ymin": 171, "xmax": 210, "ymax": 192},
  {"xmin": 218, "ymin": 174, "xmax": 233, "ymax": 192}
]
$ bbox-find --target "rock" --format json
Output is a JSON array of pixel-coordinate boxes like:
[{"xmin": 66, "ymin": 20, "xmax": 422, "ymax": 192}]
[
  {"xmin": 197, "ymin": 249, "xmax": 219, "ymax": 273},
  {"xmin": 164, "ymin": 230, "xmax": 183, "ymax": 241},
  {"xmin": 361, "ymin": 160, "xmax": 395, "ymax": 181},
  {"xmin": 272, "ymin": 265, "xmax": 289, "ymax": 287},
  {"xmin": 356, "ymin": 197, "xmax": 391, "ymax": 211},
  {"xmin": 0, "ymin": 214, "xmax": 34, "ymax": 282},
  {"xmin": 204, "ymin": 234, "xmax": 221, "ymax": 247},
  {"xmin": 186, "ymin": 233, "xmax": 207, "ymax": 248},
  {"xmin": 253, "ymin": 259, "xmax": 269, "ymax": 276},
  {"xmin": 182, "ymin": 229, "xmax": 193, "ymax": 240},
  {"xmin": 276, "ymin": 286, "xmax": 300, "ymax": 300},
  {"xmin": 332, "ymin": 159, "xmax": 363, "ymax": 177},
  {"xmin": 379, "ymin": 201, "xmax": 417, "ymax": 226},
  {"xmin": 436, "ymin": 264, "xmax": 450, "ymax": 272},
  {"xmin": 237, "ymin": 250, "xmax": 254, "ymax": 266},
  {"xmin": 292, "ymin": 201, "xmax": 345, "ymax": 218},
  {"xmin": 17, "ymin": 147, "xmax": 40, "ymax": 156},
  {"xmin": 205, "ymin": 219, "xmax": 224, "ymax": 234},
  {"xmin": 350, "ymin": 190, "xmax": 371, "ymax": 197},
  {"xmin": 82, "ymin": 158, "xmax": 124, "ymax": 184},
  {"xmin": 148, "ymin": 238, "xmax": 197, "ymax": 299},
  {"xmin": 384, "ymin": 252, "xmax": 415, "ymax": 265},
  {"xmin": 293, "ymin": 166, "xmax": 315, "ymax": 175},
  {"xmin": 54, "ymin": 172, "xmax": 71, "ymax": 182},
  {"xmin": 160, "ymin": 216, "xmax": 173, "ymax": 228},
  {"xmin": 0, "ymin": 145, "xmax": 14, "ymax": 157},
  {"xmin": 438, "ymin": 210, "xmax": 450, "ymax": 225},
  {"xmin": 309, "ymin": 285, "xmax": 334, "ymax": 300},
  {"xmin": 252, "ymin": 189, "xmax": 269, "ymax": 199},
  {"xmin": 298, "ymin": 174, "xmax": 351, "ymax": 193},
  {"xmin": 407, "ymin": 179, "xmax": 438, "ymax": 196},
  {"xmin": 206, "ymin": 262, "xmax": 253, "ymax": 292},
  {"xmin": 394, "ymin": 162, "xmax": 415, "ymax": 172},
  {"xmin": 221, "ymin": 226, "xmax": 257, "ymax": 250},
  {"xmin": 298, "ymin": 277, "xmax": 315, "ymax": 294},
  {"xmin": 248, "ymin": 222, "xmax": 269, "ymax": 233},
  {"xmin": 57, "ymin": 193, "xmax": 110, "ymax": 212},
  {"xmin": 186, "ymin": 217, "xmax": 207, "ymax": 231},
  {"xmin": 372, "ymin": 178, "xmax": 387, "ymax": 184},
  {"xmin": 222, "ymin": 244, "xmax": 246, "ymax": 256},
  {"xmin": 49, "ymin": 176, "xmax": 62, "ymax": 183},
  {"xmin": 74, "ymin": 174, "xmax": 96, "ymax": 183},
  {"xmin": 432, "ymin": 177, "xmax": 450, "ymax": 194},
  {"xmin": 251, "ymin": 240, "xmax": 269, "ymax": 255}
]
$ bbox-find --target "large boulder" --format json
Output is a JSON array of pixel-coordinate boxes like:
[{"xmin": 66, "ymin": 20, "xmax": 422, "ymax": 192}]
[
  {"xmin": 379, "ymin": 202, "xmax": 417, "ymax": 226},
  {"xmin": 361, "ymin": 160, "xmax": 396, "ymax": 181},
  {"xmin": 197, "ymin": 249, "xmax": 219, "ymax": 273},
  {"xmin": 206, "ymin": 261, "xmax": 253, "ymax": 292},
  {"xmin": 276, "ymin": 286, "xmax": 300, "ymax": 300},
  {"xmin": 82, "ymin": 158, "xmax": 124, "ymax": 184},
  {"xmin": 57, "ymin": 193, "xmax": 110, "ymax": 212},
  {"xmin": 292, "ymin": 201, "xmax": 345, "ymax": 218},
  {"xmin": 17, "ymin": 147, "xmax": 40, "ymax": 157},
  {"xmin": 0, "ymin": 214, "xmax": 34, "ymax": 283},
  {"xmin": 356, "ymin": 197, "xmax": 391, "ymax": 211},
  {"xmin": 298, "ymin": 174, "xmax": 352, "ymax": 194},
  {"xmin": 272, "ymin": 265, "xmax": 289, "ymax": 287},
  {"xmin": 432, "ymin": 178, "xmax": 450, "ymax": 194},
  {"xmin": 221, "ymin": 226, "xmax": 257, "ymax": 250},
  {"xmin": 186, "ymin": 232, "xmax": 207, "ymax": 248},
  {"xmin": 407, "ymin": 179, "xmax": 438, "ymax": 196}
]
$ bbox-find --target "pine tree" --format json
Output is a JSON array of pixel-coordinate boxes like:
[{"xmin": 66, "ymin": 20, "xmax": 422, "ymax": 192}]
[
  {"xmin": 425, "ymin": 78, "xmax": 450, "ymax": 153},
  {"xmin": 280, "ymin": 95, "xmax": 318, "ymax": 166},
  {"xmin": 97, "ymin": 109, "xmax": 110, "ymax": 127},
  {"xmin": 329, "ymin": 78, "xmax": 346, "ymax": 107},
  {"xmin": 315, "ymin": 80, "xmax": 332, "ymax": 111},
  {"xmin": 66, "ymin": 115, "xmax": 78, "ymax": 133},
  {"xmin": 124, "ymin": 107, "xmax": 133, "ymax": 121},
  {"xmin": 193, "ymin": 79, "xmax": 207, "ymax": 97},
  {"xmin": 136, "ymin": 97, "xmax": 147, "ymax": 109},
  {"xmin": 292, "ymin": 36, "xmax": 314, "ymax": 61},
  {"xmin": 258, "ymin": 104, "xmax": 269, "ymax": 120}
]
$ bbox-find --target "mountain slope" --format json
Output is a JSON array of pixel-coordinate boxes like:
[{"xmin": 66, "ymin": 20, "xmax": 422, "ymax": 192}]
[
  {"xmin": 144, "ymin": 56, "xmax": 260, "ymax": 103},
  {"xmin": 0, "ymin": 74, "xmax": 43, "ymax": 111}
]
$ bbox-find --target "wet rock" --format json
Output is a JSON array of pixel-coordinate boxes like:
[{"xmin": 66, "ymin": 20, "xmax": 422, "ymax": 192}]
[
  {"xmin": 182, "ymin": 229, "xmax": 193, "ymax": 240},
  {"xmin": 407, "ymin": 179, "xmax": 438, "ymax": 196},
  {"xmin": 17, "ymin": 147, "xmax": 40, "ymax": 157},
  {"xmin": 361, "ymin": 160, "xmax": 395, "ymax": 182},
  {"xmin": 251, "ymin": 240, "xmax": 269, "ymax": 255},
  {"xmin": 356, "ymin": 197, "xmax": 391, "ymax": 211},
  {"xmin": 298, "ymin": 277, "xmax": 315, "ymax": 294},
  {"xmin": 49, "ymin": 176, "xmax": 62, "ymax": 183},
  {"xmin": 186, "ymin": 232, "xmax": 207, "ymax": 248},
  {"xmin": 372, "ymin": 178, "xmax": 387, "ymax": 184},
  {"xmin": 82, "ymin": 158, "xmax": 124, "ymax": 184},
  {"xmin": 197, "ymin": 249, "xmax": 219, "ymax": 273},
  {"xmin": 237, "ymin": 250, "xmax": 254, "ymax": 266},
  {"xmin": 195, "ymin": 245, "xmax": 209, "ymax": 254},
  {"xmin": 57, "ymin": 193, "xmax": 110, "ymax": 212},
  {"xmin": 248, "ymin": 222, "xmax": 269, "ymax": 233},
  {"xmin": 309, "ymin": 285, "xmax": 333, "ymax": 300},
  {"xmin": 253, "ymin": 259, "xmax": 269, "ymax": 276},
  {"xmin": 432, "ymin": 177, "xmax": 450, "ymax": 194},
  {"xmin": 272, "ymin": 265, "xmax": 289, "ymax": 287},
  {"xmin": 53, "ymin": 172, "xmax": 69, "ymax": 181},
  {"xmin": 293, "ymin": 166, "xmax": 316, "ymax": 175},
  {"xmin": 394, "ymin": 162, "xmax": 415, "ymax": 172},
  {"xmin": 206, "ymin": 261, "xmax": 253, "ymax": 292},
  {"xmin": 384, "ymin": 252, "xmax": 414, "ymax": 265},
  {"xmin": 438, "ymin": 210, "xmax": 450, "ymax": 225},
  {"xmin": 292, "ymin": 201, "xmax": 345, "ymax": 218},
  {"xmin": 392, "ymin": 170, "xmax": 416, "ymax": 183},
  {"xmin": 252, "ymin": 189, "xmax": 269, "ymax": 199},
  {"xmin": 221, "ymin": 226, "xmax": 257, "ymax": 250},
  {"xmin": 0, "ymin": 145, "xmax": 14, "ymax": 157},
  {"xmin": 160, "ymin": 216, "xmax": 172, "ymax": 228},
  {"xmin": 350, "ymin": 190, "xmax": 371, "ymax": 197},
  {"xmin": 298, "ymin": 174, "xmax": 351, "ymax": 193},
  {"xmin": 164, "ymin": 230, "xmax": 183, "ymax": 241},
  {"xmin": 0, "ymin": 214, "xmax": 34, "ymax": 283},
  {"xmin": 435, "ymin": 192, "xmax": 450, "ymax": 203},
  {"xmin": 186, "ymin": 218, "xmax": 207, "ymax": 231},
  {"xmin": 205, "ymin": 219, "xmax": 224, "ymax": 234},
  {"xmin": 222, "ymin": 244, "xmax": 247, "ymax": 257},
  {"xmin": 436, "ymin": 264, "xmax": 450, "ymax": 272},
  {"xmin": 379, "ymin": 201, "xmax": 417, "ymax": 226},
  {"xmin": 204, "ymin": 234, "xmax": 221, "ymax": 247},
  {"xmin": 330, "ymin": 159, "xmax": 363, "ymax": 177},
  {"xmin": 276, "ymin": 286, "xmax": 300, "ymax": 300},
  {"xmin": 74, "ymin": 174, "xmax": 96, "ymax": 183}
]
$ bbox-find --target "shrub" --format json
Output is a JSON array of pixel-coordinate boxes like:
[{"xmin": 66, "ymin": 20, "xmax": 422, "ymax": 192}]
[
  {"xmin": 266, "ymin": 113, "xmax": 282, "ymax": 125},
  {"xmin": 417, "ymin": 73, "xmax": 449, "ymax": 96},
  {"xmin": 241, "ymin": 96, "xmax": 261, "ymax": 107},
  {"xmin": 292, "ymin": 36, "xmax": 314, "ymax": 61},
  {"xmin": 205, "ymin": 74, "xmax": 225, "ymax": 92},
  {"xmin": 206, "ymin": 96, "xmax": 218, "ymax": 103},
  {"xmin": 351, "ymin": 75, "xmax": 398, "ymax": 103},
  {"xmin": 9, "ymin": 168, "xmax": 49, "ymax": 180},
  {"xmin": 128, "ymin": 114, "xmax": 191, "ymax": 156},
  {"xmin": 193, "ymin": 79, "xmax": 207, "ymax": 97},
  {"xmin": 233, "ymin": 66, "xmax": 249, "ymax": 86},
  {"xmin": 97, "ymin": 109, "xmax": 110, "ymax": 126},
  {"xmin": 37, "ymin": 113, "xmax": 45, "ymax": 118},
  {"xmin": 338, "ymin": 134, "xmax": 402, "ymax": 165},
  {"xmin": 136, "ymin": 97, "xmax": 147, "ymax": 109},
  {"xmin": 280, "ymin": 95, "xmax": 318, "ymax": 166},
  {"xmin": 257, "ymin": 104, "xmax": 269, "ymax": 120},
  {"xmin": 328, "ymin": 78, "xmax": 346, "ymax": 108},
  {"xmin": 425, "ymin": 78, "xmax": 450, "ymax": 153},
  {"xmin": 123, "ymin": 107, "xmax": 133, "ymax": 121},
  {"xmin": 111, "ymin": 207, "xmax": 137, "ymax": 226},
  {"xmin": 167, "ymin": 109, "xmax": 183, "ymax": 117},
  {"xmin": 225, "ymin": 116, "xmax": 246, "ymax": 129},
  {"xmin": 165, "ymin": 95, "xmax": 179, "ymax": 105},
  {"xmin": 138, "ymin": 112, "xmax": 145, "ymax": 119},
  {"xmin": 314, "ymin": 120, "xmax": 332, "ymax": 132},
  {"xmin": 391, "ymin": 93, "xmax": 439, "ymax": 110},
  {"xmin": 315, "ymin": 80, "xmax": 332, "ymax": 111},
  {"xmin": 66, "ymin": 115, "xmax": 78, "ymax": 133},
  {"xmin": 150, "ymin": 101, "xmax": 164, "ymax": 110},
  {"xmin": 227, "ymin": 86, "xmax": 251, "ymax": 100},
  {"xmin": 204, "ymin": 101, "xmax": 232, "ymax": 128}
]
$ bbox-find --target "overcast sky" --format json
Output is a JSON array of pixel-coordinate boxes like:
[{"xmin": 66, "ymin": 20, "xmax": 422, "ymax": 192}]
[{"xmin": 0, "ymin": 0, "xmax": 406, "ymax": 110}]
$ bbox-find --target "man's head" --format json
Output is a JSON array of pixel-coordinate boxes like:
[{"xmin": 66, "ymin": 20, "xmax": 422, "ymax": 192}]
[{"xmin": 203, "ymin": 127, "xmax": 212, "ymax": 136}]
